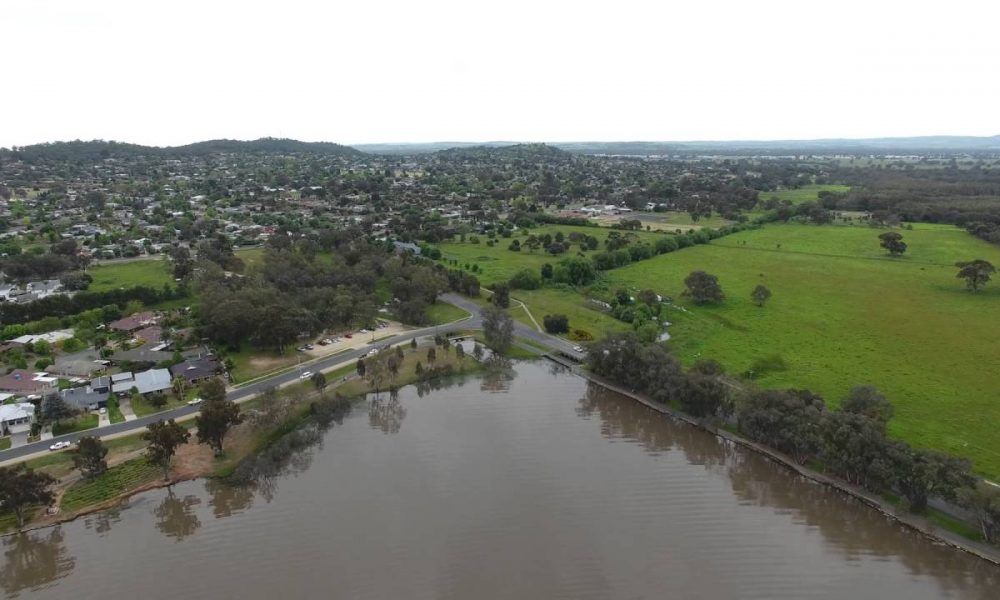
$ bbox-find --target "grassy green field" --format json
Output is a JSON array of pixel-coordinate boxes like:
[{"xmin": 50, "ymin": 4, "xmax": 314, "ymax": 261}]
[
  {"xmin": 510, "ymin": 287, "xmax": 629, "ymax": 340},
  {"xmin": 88, "ymin": 259, "xmax": 174, "ymax": 292},
  {"xmin": 437, "ymin": 224, "xmax": 668, "ymax": 285},
  {"xmin": 426, "ymin": 300, "xmax": 470, "ymax": 325},
  {"xmin": 52, "ymin": 414, "xmax": 98, "ymax": 436},
  {"xmin": 604, "ymin": 222, "xmax": 1000, "ymax": 478},
  {"xmin": 760, "ymin": 183, "xmax": 851, "ymax": 205}
]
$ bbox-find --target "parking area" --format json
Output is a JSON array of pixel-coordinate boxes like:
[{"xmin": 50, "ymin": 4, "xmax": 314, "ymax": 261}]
[{"xmin": 297, "ymin": 321, "xmax": 408, "ymax": 359}]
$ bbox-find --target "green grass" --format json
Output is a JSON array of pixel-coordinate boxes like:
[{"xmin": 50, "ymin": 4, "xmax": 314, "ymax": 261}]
[
  {"xmin": 437, "ymin": 224, "xmax": 668, "ymax": 285},
  {"xmin": 87, "ymin": 259, "xmax": 174, "ymax": 292},
  {"xmin": 0, "ymin": 437, "xmax": 10, "ymax": 450},
  {"xmin": 52, "ymin": 413, "xmax": 98, "ymax": 436},
  {"xmin": 760, "ymin": 183, "xmax": 851, "ymax": 205},
  {"xmin": 511, "ymin": 287, "xmax": 630, "ymax": 341},
  {"xmin": 426, "ymin": 300, "xmax": 470, "ymax": 325},
  {"xmin": 605, "ymin": 222, "xmax": 1000, "ymax": 478},
  {"xmin": 227, "ymin": 347, "xmax": 301, "ymax": 384},
  {"xmin": 60, "ymin": 459, "xmax": 161, "ymax": 513},
  {"xmin": 107, "ymin": 397, "xmax": 125, "ymax": 424},
  {"xmin": 235, "ymin": 246, "xmax": 266, "ymax": 268},
  {"xmin": 129, "ymin": 393, "xmax": 189, "ymax": 417}
]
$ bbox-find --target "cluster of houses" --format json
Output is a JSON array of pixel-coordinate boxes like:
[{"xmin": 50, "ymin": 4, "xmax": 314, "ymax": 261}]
[{"xmin": 0, "ymin": 310, "xmax": 222, "ymax": 439}]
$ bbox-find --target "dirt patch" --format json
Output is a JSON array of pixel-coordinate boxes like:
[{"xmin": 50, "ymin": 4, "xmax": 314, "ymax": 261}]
[{"xmin": 172, "ymin": 441, "xmax": 216, "ymax": 480}]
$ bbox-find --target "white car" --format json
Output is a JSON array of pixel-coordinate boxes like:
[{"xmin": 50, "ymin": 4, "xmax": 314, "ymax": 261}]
[
  {"xmin": 573, "ymin": 346, "xmax": 584, "ymax": 353},
  {"xmin": 49, "ymin": 441, "xmax": 72, "ymax": 451},
  {"xmin": 300, "ymin": 371, "xmax": 314, "ymax": 379},
  {"xmin": 187, "ymin": 397, "xmax": 204, "ymax": 406},
  {"xmin": 359, "ymin": 329, "xmax": 369, "ymax": 334}
]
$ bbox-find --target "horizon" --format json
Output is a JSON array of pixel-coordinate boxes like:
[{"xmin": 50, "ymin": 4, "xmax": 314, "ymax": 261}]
[
  {"xmin": 6, "ymin": 132, "xmax": 1000, "ymax": 151},
  {"xmin": 5, "ymin": 0, "xmax": 1000, "ymax": 148}
]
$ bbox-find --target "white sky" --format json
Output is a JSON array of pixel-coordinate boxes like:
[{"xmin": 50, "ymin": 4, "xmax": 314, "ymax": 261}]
[{"xmin": 3, "ymin": 0, "xmax": 999, "ymax": 147}]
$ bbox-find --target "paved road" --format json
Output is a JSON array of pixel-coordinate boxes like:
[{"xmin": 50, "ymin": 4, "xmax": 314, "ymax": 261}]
[{"xmin": 0, "ymin": 295, "xmax": 581, "ymax": 463}]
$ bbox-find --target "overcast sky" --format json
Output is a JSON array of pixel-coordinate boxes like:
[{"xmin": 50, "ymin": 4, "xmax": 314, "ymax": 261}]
[{"xmin": 4, "ymin": 0, "xmax": 999, "ymax": 147}]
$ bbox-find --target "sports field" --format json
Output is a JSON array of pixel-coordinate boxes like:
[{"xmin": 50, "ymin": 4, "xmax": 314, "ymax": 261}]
[{"xmin": 604, "ymin": 222, "xmax": 1000, "ymax": 478}]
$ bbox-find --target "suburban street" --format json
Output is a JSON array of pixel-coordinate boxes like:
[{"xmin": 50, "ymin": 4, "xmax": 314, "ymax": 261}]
[{"xmin": 0, "ymin": 294, "xmax": 584, "ymax": 464}]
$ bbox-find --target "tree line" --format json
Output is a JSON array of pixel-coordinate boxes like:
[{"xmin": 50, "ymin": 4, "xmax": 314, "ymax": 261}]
[{"xmin": 586, "ymin": 332, "xmax": 1000, "ymax": 544}]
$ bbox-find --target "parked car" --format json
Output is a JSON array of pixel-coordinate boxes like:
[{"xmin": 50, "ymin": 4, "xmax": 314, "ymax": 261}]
[
  {"xmin": 318, "ymin": 339, "xmax": 329, "ymax": 346},
  {"xmin": 300, "ymin": 371, "xmax": 314, "ymax": 379},
  {"xmin": 359, "ymin": 329, "xmax": 369, "ymax": 334},
  {"xmin": 305, "ymin": 344, "xmax": 315, "ymax": 350},
  {"xmin": 49, "ymin": 441, "xmax": 72, "ymax": 451},
  {"xmin": 187, "ymin": 397, "xmax": 204, "ymax": 406},
  {"xmin": 573, "ymin": 346, "xmax": 584, "ymax": 353}
]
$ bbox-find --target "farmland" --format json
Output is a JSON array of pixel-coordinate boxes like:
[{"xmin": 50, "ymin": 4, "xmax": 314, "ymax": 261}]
[{"xmin": 602, "ymin": 222, "xmax": 1000, "ymax": 478}]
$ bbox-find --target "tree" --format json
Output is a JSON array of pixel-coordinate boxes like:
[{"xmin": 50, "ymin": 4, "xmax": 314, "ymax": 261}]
[
  {"xmin": 955, "ymin": 259, "xmax": 995, "ymax": 292},
  {"xmin": 491, "ymin": 283, "xmax": 510, "ymax": 308},
  {"xmin": 751, "ymin": 284, "xmax": 772, "ymax": 307},
  {"xmin": 455, "ymin": 343, "xmax": 466, "ymax": 365},
  {"xmin": 196, "ymin": 393, "xmax": 242, "ymax": 456},
  {"xmin": 540, "ymin": 263, "xmax": 553, "ymax": 280},
  {"xmin": 841, "ymin": 385, "xmax": 894, "ymax": 429},
  {"xmin": 39, "ymin": 394, "xmax": 76, "ymax": 425},
  {"xmin": 739, "ymin": 389, "xmax": 825, "ymax": 465},
  {"xmin": 473, "ymin": 343, "xmax": 484, "ymax": 361},
  {"xmin": 878, "ymin": 231, "xmax": 907, "ymax": 256},
  {"xmin": 171, "ymin": 376, "xmax": 189, "ymax": 400},
  {"xmin": 543, "ymin": 314, "xmax": 569, "ymax": 334},
  {"xmin": 895, "ymin": 448, "xmax": 975, "ymax": 513},
  {"xmin": 311, "ymin": 371, "xmax": 328, "ymax": 396},
  {"xmin": 683, "ymin": 271, "xmax": 724, "ymax": 304},
  {"xmin": 426, "ymin": 346, "xmax": 437, "ymax": 365},
  {"xmin": 143, "ymin": 419, "xmax": 191, "ymax": 479},
  {"xmin": 356, "ymin": 358, "xmax": 366, "ymax": 377},
  {"xmin": 410, "ymin": 337, "xmax": 417, "ymax": 351},
  {"xmin": 957, "ymin": 482, "xmax": 1000, "ymax": 544},
  {"xmin": 72, "ymin": 436, "xmax": 108, "ymax": 479},
  {"xmin": 482, "ymin": 305, "xmax": 514, "ymax": 355},
  {"xmin": 0, "ymin": 464, "xmax": 56, "ymax": 528},
  {"xmin": 199, "ymin": 377, "xmax": 227, "ymax": 404},
  {"xmin": 679, "ymin": 361, "xmax": 728, "ymax": 418}
]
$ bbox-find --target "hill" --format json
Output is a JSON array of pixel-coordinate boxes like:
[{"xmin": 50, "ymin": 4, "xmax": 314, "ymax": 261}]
[{"xmin": 1, "ymin": 137, "xmax": 363, "ymax": 162}]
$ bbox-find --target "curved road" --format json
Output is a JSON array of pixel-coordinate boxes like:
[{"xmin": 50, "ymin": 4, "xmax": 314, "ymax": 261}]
[{"xmin": 0, "ymin": 294, "xmax": 583, "ymax": 463}]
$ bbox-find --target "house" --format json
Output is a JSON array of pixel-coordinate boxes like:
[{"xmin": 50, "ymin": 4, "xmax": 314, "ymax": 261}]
[
  {"xmin": 0, "ymin": 402, "xmax": 35, "ymax": 435},
  {"xmin": 0, "ymin": 369, "xmax": 58, "ymax": 395},
  {"xmin": 132, "ymin": 325, "xmax": 163, "ymax": 345},
  {"xmin": 112, "ymin": 368, "xmax": 172, "ymax": 396},
  {"xmin": 10, "ymin": 329, "xmax": 75, "ymax": 346},
  {"xmin": 61, "ymin": 386, "xmax": 108, "ymax": 411},
  {"xmin": 392, "ymin": 241, "xmax": 422, "ymax": 255},
  {"xmin": 169, "ymin": 355, "xmax": 220, "ymax": 385},
  {"xmin": 46, "ymin": 349, "xmax": 108, "ymax": 378},
  {"xmin": 108, "ymin": 311, "xmax": 158, "ymax": 333},
  {"xmin": 90, "ymin": 376, "xmax": 111, "ymax": 394}
]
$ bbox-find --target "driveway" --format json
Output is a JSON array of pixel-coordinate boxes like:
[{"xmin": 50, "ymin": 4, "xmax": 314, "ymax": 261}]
[{"xmin": 118, "ymin": 397, "xmax": 138, "ymax": 422}]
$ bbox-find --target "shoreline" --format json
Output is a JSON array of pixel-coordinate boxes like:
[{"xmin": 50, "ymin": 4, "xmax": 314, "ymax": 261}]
[
  {"xmin": 564, "ymin": 360, "xmax": 1000, "ymax": 567},
  {"xmin": 7, "ymin": 353, "xmax": 999, "ymax": 569}
]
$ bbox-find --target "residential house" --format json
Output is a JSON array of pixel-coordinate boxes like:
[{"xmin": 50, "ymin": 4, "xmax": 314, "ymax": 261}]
[
  {"xmin": 0, "ymin": 402, "xmax": 35, "ymax": 435},
  {"xmin": 169, "ymin": 355, "xmax": 220, "ymax": 385},
  {"xmin": 0, "ymin": 369, "xmax": 58, "ymax": 396},
  {"xmin": 112, "ymin": 368, "xmax": 172, "ymax": 396},
  {"xmin": 61, "ymin": 386, "xmax": 109, "ymax": 411},
  {"xmin": 46, "ymin": 349, "xmax": 108, "ymax": 378},
  {"xmin": 109, "ymin": 311, "xmax": 158, "ymax": 334}
]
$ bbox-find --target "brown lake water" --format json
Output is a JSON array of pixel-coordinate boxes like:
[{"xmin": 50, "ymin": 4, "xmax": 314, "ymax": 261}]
[{"xmin": 2, "ymin": 361, "xmax": 997, "ymax": 599}]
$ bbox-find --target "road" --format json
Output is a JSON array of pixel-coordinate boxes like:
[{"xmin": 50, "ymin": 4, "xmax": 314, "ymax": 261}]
[{"xmin": 0, "ymin": 294, "xmax": 582, "ymax": 463}]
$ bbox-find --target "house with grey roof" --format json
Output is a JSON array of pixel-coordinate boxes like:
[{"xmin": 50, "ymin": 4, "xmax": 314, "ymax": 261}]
[
  {"xmin": 61, "ymin": 386, "xmax": 109, "ymax": 411},
  {"xmin": 112, "ymin": 368, "xmax": 172, "ymax": 396}
]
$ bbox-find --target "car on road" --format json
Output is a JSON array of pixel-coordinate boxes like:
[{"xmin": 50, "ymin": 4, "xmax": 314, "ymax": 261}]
[
  {"xmin": 187, "ymin": 397, "xmax": 204, "ymax": 406},
  {"xmin": 49, "ymin": 441, "xmax": 72, "ymax": 451},
  {"xmin": 573, "ymin": 346, "xmax": 584, "ymax": 353},
  {"xmin": 300, "ymin": 371, "xmax": 314, "ymax": 379}
]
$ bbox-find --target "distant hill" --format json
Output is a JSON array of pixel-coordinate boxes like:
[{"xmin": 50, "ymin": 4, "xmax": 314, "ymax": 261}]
[
  {"xmin": 553, "ymin": 137, "xmax": 1000, "ymax": 155},
  {"xmin": 360, "ymin": 136, "xmax": 1000, "ymax": 156},
  {"xmin": 1, "ymin": 137, "xmax": 363, "ymax": 162},
  {"xmin": 433, "ymin": 143, "xmax": 571, "ymax": 160},
  {"xmin": 354, "ymin": 141, "xmax": 520, "ymax": 155}
]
